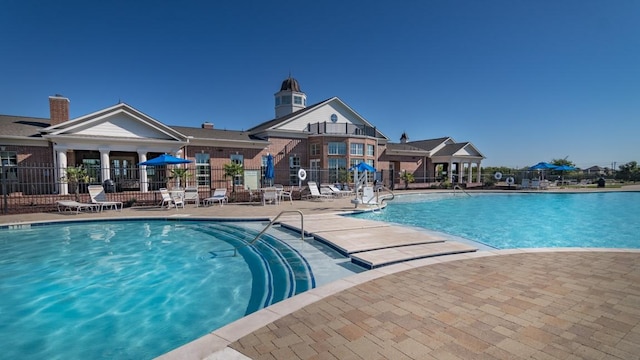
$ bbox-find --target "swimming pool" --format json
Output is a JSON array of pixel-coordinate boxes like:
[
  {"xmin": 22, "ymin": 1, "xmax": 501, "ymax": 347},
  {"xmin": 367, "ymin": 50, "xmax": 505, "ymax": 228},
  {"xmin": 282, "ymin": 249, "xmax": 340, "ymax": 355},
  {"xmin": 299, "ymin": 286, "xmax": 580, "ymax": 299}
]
[
  {"xmin": 354, "ymin": 192, "xmax": 640, "ymax": 249},
  {"xmin": 0, "ymin": 220, "xmax": 361, "ymax": 359}
]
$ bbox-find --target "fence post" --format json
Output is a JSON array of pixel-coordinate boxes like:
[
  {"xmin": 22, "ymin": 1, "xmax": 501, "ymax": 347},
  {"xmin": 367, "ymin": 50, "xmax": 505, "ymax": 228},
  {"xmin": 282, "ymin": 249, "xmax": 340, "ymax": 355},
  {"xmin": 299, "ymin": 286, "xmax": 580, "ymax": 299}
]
[{"xmin": 1, "ymin": 161, "xmax": 6, "ymax": 214}]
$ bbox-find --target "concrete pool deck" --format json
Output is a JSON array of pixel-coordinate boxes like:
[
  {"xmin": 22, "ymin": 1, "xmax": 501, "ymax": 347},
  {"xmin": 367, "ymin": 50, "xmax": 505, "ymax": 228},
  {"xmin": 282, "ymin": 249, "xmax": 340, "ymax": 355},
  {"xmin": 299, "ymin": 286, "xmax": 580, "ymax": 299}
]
[{"xmin": 1, "ymin": 187, "xmax": 639, "ymax": 359}]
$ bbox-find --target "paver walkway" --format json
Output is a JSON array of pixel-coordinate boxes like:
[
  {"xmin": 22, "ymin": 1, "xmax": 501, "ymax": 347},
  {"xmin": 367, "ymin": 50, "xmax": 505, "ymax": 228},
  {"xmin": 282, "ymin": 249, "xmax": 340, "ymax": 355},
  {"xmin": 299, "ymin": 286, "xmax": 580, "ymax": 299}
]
[{"xmin": 229, "ymin": 251, "xmax": 640, "ymax": 360}]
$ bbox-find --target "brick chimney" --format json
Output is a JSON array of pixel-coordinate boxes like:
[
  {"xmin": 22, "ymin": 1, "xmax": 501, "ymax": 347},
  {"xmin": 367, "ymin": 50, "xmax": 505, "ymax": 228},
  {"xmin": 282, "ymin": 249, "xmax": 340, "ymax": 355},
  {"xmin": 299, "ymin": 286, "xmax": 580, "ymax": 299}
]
[
  {"xmin": 49, "ymin": 95, "xmax": 70, "ymax": 126},
  {"xmin": 201, "ymin": 122, "xmax": 214, "ymax": 129}
]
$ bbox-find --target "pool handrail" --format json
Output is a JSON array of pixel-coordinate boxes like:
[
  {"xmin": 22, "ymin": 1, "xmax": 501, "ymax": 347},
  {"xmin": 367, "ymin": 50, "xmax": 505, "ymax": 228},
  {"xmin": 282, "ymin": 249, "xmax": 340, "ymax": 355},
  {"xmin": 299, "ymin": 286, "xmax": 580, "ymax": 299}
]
[{"xmin": 233, "ymin": 210, "xmax": 305, "ymax": 256}]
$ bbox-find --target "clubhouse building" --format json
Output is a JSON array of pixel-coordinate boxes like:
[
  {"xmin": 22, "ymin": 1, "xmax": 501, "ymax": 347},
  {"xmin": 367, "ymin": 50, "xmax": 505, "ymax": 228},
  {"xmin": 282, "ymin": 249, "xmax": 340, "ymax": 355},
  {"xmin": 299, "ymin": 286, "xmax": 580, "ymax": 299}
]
[{"xmin": 0, "ymin": 77, "xmax": 485, "ymax": 197}]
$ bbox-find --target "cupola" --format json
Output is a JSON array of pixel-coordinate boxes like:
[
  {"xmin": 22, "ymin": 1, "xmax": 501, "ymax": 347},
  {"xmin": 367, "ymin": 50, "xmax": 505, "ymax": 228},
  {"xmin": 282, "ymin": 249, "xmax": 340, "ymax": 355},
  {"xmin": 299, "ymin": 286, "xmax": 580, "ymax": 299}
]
[{"xmin": 274, "ymin": 76, "xmax": 306, "ymax": 118}]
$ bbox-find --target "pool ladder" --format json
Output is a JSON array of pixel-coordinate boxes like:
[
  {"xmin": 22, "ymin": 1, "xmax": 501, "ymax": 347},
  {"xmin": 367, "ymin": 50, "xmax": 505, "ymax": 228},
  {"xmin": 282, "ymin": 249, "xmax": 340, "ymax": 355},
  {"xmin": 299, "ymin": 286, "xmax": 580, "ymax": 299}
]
[{"xmin": 233, "ymin": 210, "xmax": 305, "ymax": 256}]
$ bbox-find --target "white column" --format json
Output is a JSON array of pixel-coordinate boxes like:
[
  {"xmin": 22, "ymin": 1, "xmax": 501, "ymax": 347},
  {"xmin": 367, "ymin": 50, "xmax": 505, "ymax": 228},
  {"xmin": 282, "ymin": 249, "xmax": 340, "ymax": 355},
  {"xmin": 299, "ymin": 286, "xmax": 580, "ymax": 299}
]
[
  {"xmin": 138, "ymin": 151, "xmax": 149, "ymax": 192},
  {"xmin": 448, "ymin": 161, "xmax": 454, "ymax": 183},
  {"xmin": 57, "ymin": 149, "xmax": 68, "ymax": 195},
  {"xmin": 467, "ymin": 162, "xmax": 473, "ymax": 184},
  {"xmin": 476, "ymin": 162, "xmax": 482, "ymax": 183},
  {"xmin": 99, "ymin": 149, "xmax": 110, "ymax": 183}
]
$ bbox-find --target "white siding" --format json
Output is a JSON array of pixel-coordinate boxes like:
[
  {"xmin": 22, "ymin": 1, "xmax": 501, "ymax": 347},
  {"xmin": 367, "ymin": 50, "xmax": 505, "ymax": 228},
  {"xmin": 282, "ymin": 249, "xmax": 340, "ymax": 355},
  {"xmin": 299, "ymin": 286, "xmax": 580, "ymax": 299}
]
[
  {"xmin": 276, "ymin": 101, "xmax": 368, "ymax": 131},
  {"xmin": 74, "ymin": 113, "xmax": 173, "ymax": 139}
]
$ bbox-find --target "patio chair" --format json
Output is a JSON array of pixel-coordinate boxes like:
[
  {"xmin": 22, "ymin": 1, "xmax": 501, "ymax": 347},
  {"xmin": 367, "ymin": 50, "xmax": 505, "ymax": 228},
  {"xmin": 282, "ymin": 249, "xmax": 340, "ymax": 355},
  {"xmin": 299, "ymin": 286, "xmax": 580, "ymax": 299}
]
[
  {"xmin": 88, "ymin": 185, "xmax": 123, "ymax": 211},
  {"xmin": 183, "ymin": 187, "xmax": 200, "ymax": 207},
  {"xmin": 521, "ymin": 179, "xmax": 530, "ymax": 189},
  {"xmin": 203, "ymin": 188, "xmax": 228, "ymax": 206},
  {"xmin": 159, "ymin": 188, "xmax": 183, "ymax": 209},
  {"xmin": 306, "ymin": 181, "xmax": 333, "ymax": 201},
  {"xmin": 262, "ymin": 187, "xmax": 279, "ymax": 205},
  {"xmin": 274, "ymin": 184, "xmax": 293, "ymax": 204}
]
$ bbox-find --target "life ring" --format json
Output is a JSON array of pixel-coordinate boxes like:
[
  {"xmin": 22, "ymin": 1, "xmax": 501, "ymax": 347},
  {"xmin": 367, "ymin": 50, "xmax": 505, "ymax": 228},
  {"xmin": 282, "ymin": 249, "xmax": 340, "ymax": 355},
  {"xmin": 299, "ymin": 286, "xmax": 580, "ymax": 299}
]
[
  {"xmin": 297, "ymin": 168, "xmax": 307, "ymax": 181},
  {"xmin": 506, "ymin": 177, "xmax": 515, "ymax": 185},
  {"xmin": 494, "ymin": 172, "xmax": 503, "ymax": 180}
]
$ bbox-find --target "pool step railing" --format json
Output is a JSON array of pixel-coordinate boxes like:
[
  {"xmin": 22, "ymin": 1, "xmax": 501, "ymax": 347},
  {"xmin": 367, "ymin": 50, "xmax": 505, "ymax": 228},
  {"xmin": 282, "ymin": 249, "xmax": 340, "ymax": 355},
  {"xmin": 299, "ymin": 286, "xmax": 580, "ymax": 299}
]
[
  {"xmin": 234, "ymin": 210, "xmax": 305, "ymax": 256},
  {"xmin": 453, "ymin": 184, "xmax": 471, "ymax": 197}
]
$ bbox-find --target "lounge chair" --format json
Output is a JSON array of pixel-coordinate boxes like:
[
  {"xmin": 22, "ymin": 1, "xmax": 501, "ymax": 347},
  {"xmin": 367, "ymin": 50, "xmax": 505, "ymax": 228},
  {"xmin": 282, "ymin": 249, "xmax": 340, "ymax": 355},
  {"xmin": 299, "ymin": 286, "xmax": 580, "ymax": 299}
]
[
  {"xmin": 274, "ymin": 184, "xmax": 293, "ymax": 204},
  {"xmin": 88, "ymin": 185, "xmax": 123, "ymax": 211},
  {"xmin": 56, "ymin": 200, "xmax": 100, "ymax": 214},
  {"xmin": 203, "ymin": 188, "xmax": 228, "ymax": 206},
  {"xmin": 326, "ymin": 184, "xmax": 352, "ymax": 197},
  {"xmin": 262, "ymin": 187, "xmax": 279, "ymax": 205},
  {"xmin": 306, "ymin": 181, "xmax": 333, "ymax": 201},
  {"xmin": 159, "ymin": 188, "xmax": 184, "ymax": 209},
  {"xmin": 183, "ymin": 187, "xmax": 200, "ymax": 207},
  {"xmin": 521, "ymin": 179, "xmax": 530, "ymax": 189}
]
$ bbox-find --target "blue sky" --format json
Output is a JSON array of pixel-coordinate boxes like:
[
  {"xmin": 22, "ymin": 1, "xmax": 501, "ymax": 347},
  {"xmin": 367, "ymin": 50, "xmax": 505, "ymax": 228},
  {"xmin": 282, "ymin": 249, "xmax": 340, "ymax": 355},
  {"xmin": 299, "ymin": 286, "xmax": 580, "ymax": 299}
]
[{"xmin": 1, "ymin": 0, "xmax": 638, "ymax": 168}]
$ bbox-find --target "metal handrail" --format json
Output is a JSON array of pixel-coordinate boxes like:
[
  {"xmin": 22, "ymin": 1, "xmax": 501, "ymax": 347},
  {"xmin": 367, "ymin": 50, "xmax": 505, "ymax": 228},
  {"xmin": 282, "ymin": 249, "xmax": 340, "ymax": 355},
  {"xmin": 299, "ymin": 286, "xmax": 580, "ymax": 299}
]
[
  {"xmin": 233, "ymin": 210, "xmax": 305, "ymax": 256},
  {"xmin": 453, "ymin": 184, "xmax": 472, "ymax": 197},
  {"xmin": 376, "ymin": 185, "xmax": 395, "ymax": 204}
]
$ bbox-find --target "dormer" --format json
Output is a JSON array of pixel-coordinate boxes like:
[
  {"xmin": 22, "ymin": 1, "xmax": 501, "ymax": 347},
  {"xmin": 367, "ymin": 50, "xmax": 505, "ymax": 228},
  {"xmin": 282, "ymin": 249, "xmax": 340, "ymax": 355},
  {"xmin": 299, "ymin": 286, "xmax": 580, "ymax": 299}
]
[{"xmin": 274, "ymin": 76, "xmax": 306, "ymax": 118}]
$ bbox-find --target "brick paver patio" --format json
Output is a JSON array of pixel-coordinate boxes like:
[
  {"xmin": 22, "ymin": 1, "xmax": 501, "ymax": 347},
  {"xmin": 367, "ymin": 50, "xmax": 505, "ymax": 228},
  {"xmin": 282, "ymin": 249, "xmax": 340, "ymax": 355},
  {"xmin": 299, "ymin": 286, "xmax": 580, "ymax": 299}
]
[{"xmin": 230, "ymin": 251, "xmax": 640, "ymax": 360}]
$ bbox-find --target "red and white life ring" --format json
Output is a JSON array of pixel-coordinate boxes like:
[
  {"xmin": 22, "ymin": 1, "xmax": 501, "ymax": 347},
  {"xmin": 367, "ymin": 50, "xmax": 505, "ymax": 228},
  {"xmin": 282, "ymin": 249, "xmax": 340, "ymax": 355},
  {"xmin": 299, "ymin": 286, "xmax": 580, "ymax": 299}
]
[
  {"xmin": 297, "ymin": 168, "xmax": 307, "ymax": 181},
  {"xmin": 506, "ymin": 177, "xmax": 515, "ymax": 185},
  {"xmin": 494, "ymin": 172, "xmax": 503, "ymax": 180}
]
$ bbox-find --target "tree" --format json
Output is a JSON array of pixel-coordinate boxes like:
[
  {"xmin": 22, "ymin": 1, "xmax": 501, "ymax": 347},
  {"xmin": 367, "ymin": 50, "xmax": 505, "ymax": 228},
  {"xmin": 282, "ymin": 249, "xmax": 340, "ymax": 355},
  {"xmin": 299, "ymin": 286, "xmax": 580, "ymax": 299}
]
[
  {"xmin": 168, "ymin": 167, "xmax": 191, "ymax": 188},
  {"xmin": 223, "ymin": 162, "xmax": 244, "ymax": 197},
  {"xmin": 61, "ymin": 165, "xmax": 90, "ymax": 202},
  {"xmin": 618, "ymin": 161, "xmax": 639, "ymax": 182},
  {"xmin": 400, "ymin": 170, "xmax": 415, "ymax": 189}
]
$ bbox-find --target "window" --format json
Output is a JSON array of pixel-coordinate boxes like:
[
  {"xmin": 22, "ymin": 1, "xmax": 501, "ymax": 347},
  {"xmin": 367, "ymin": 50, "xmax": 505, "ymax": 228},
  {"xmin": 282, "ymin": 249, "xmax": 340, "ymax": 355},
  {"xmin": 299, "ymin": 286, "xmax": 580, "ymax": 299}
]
[
  {"xmin": 350, "ymin": 158, "xmax": 362, "ymax": 168},
  {"xmin": 275, "ymin": 97, "xmax": 281, "ymax": 106},
  {"xmin": 293, "ymin": 96, "xmax": 302, "ymax": 105},
  {"xmin": 289, "ymin": 155, "xmax": 300, "ymax": 185},
  {"xmin": 0, "ymin": 151, "xmax": 17, "ymax": 182},
  {"xmin": 328, "ymin": 142, "xmax": 346, "ymax": 155},
  {"xmin": 195, "ymin": 153, "xmax": 210, "ymax": 186},
  {"xmin": 282, "ymin": 96, "xmax": 291, "ymax": 105},
  {"xmin": 230, "ymin": 154, "xmax": 244, "ymax": 186},
  {"xmin": 365, "ymin": 159, "xmax": 375, "ymax": 168},
  {"xmin": 350, "ymin": 143, "xmax": 364, "ymax": 156},
  {"xmin": 367, "ymin": 144, "xmax": 375, "ymax": 157},
  {"xmin": 310, "ymin": 143, "xmax": 320, "ymax": 156},
  {"xmin": 328, "ymin": 158, "xmax": 347, "ymax": 183}
]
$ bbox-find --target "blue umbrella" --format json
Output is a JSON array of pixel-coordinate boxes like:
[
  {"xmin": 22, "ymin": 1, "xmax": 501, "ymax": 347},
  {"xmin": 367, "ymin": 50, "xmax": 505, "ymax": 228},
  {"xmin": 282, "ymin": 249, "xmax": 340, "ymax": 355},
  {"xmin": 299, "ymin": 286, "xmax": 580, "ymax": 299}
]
[
  {"xmin": 349, "ymin": 162, "xmax": 376, "ymax": 172},
  {"xmin": 139, "ymin": 154, "xmax": 192, "ymax": 166},
  {"xmin": 265, "ymin": 154, "xmax": 275, "ymax": 185},
  {"xmin": 554, "ymin": 165, "xmax": 576, "ymax": 171},
  {"xmin": 529, "ymin": 162, "xmax": 558, "ymax": 170}
]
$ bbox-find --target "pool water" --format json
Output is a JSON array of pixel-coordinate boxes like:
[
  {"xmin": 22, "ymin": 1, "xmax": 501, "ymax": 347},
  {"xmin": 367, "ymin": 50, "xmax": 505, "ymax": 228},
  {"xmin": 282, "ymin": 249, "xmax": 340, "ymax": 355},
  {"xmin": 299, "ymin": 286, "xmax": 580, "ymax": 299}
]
[
  {"xmin": 354, "ymin": 192, "xmax": 640, "ymax": 249},
  {"xmin": 0, "ymin": 220, "xmax": 361, "ymax": 359}
]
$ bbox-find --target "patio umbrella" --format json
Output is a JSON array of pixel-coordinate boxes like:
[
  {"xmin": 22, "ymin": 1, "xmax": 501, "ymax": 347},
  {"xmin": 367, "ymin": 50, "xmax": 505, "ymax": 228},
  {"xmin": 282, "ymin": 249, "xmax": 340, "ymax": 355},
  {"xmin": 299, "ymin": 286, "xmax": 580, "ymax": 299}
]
[
  {"xmin": 554, "ymin": 165, "xmax": 576, "ymax": 185},
  {"xmin": 139, "ymin": 154, "xmax": 192, "ymax": 166},
  {"xmin": 265, "ymin": 153, "xmax": 275, "ymax": 186},
  {"xmin": 529, "ymin": 162, "xmax": 558, "ymax": 180}
]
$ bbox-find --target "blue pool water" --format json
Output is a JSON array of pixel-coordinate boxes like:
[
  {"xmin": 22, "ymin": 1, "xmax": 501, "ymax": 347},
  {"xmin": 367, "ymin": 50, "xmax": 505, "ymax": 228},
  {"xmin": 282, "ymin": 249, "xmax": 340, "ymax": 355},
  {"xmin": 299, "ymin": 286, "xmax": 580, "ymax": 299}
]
[
  {"xmin": 354, "ymin": 192, "xmax": 640, "ymax": 249},
  {"xmin": 0, "ymin": 220, "xmax": 360, "ymax": 359}
]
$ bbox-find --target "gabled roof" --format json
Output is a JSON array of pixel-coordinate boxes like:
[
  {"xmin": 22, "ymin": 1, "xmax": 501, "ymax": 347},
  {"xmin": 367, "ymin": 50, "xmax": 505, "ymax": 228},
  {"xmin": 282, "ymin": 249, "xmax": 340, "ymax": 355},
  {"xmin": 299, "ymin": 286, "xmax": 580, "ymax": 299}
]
[
  {"xmin": 406, "ymin": 137, "xmax": 452, "ymax": 151},
  {"xmin": 247, "ymin": 98, "xmax": 333, "ymax": 133},
  {"xmin": 432, "ymin": 142, "xmax": 485, "ymax": 159},
  {"xmin": 169, "ymin": 125, "xmax": 269, "ymax": 148},
  {"xmin": 247, "ymin": 97, "xmax": 388, "ymax": 140},
  {"xmin": 41, "ymin": 102, "xmax": 187, "ymax": 141},
  {"xmin": 385, "ymin": 143, "xmax": 430, "ymax": 156},
  {"xmin": 0, "ymin": 115, "xmax": 49, "ymax": 138}
]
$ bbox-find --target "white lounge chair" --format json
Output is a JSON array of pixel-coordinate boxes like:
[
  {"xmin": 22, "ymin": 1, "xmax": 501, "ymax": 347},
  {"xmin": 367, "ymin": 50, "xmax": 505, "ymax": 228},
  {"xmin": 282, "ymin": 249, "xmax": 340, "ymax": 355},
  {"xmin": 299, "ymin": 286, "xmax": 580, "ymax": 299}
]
[
  {"xmin": 326, "ymin": 184, "xmax": 352, "ymax": 197},
  {"xmin": 521, "ymin": 179, "xmax": 530, "ymax": 189},
  {"xmin": 203, "ymin": 188, "xmax": 228, "ymax": 206},
  {"xmin": 56, "ymin": 200, "xmax": 100, "ymax": 214},
  {"xmin": 88, "ymin": 185, "xmax": 123, "ymax": 211},
  {"xmin": 183, "ymin": 187, "xmax": 200, "ymax": 207},
  {"xmin": 306, "ymin": 181, "xmax": 333, "ymax": 201}
]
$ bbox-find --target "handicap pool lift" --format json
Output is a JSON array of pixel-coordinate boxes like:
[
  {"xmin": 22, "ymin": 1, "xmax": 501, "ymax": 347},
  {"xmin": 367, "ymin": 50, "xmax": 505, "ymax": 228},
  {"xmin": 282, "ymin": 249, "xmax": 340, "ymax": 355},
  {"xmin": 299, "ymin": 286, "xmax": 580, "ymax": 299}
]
[{"xmin": 350, "ymin": 162, "xmax": 393, "ymax": 208}]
